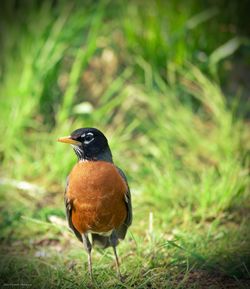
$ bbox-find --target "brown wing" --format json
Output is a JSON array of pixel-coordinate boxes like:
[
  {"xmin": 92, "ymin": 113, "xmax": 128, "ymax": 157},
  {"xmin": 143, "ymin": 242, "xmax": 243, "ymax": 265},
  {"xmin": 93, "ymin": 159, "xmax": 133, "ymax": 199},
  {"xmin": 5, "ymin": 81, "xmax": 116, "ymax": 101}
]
[
  {"xmin": 64, "ymin": 177, "xmax": 82, "ymax": 242},
  {"xmin": 115, "ymin": 167, "xmax": 132, "ymax": 239}
]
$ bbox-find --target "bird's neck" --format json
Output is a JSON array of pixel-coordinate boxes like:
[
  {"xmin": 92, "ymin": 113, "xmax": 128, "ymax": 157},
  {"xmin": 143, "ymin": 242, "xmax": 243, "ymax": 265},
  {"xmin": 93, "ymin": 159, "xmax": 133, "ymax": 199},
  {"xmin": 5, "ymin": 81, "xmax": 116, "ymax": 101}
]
[
  {"xmin": 73, "ymin": 147, "xmax": 113, "ymax": 163},
  {"xmin": 96, "ymin": 148, "xmax": 113, "ymax": 163}
]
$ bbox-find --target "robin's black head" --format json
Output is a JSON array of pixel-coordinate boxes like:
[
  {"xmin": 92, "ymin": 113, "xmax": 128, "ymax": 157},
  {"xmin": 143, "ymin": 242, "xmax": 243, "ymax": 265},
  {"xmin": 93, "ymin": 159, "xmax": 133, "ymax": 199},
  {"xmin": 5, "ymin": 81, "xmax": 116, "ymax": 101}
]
[{"xmin": 58, "ymin": 128, "xmax": 113, "ymax": 162}]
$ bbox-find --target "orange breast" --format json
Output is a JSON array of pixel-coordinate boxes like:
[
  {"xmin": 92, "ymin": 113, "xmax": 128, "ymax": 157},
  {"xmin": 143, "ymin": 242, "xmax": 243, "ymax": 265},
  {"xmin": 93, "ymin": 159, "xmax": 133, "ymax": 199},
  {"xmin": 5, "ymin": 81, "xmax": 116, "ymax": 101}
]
[{"xmin": 66, "ymin": 161, "xmax": 127, "ymax": 234}]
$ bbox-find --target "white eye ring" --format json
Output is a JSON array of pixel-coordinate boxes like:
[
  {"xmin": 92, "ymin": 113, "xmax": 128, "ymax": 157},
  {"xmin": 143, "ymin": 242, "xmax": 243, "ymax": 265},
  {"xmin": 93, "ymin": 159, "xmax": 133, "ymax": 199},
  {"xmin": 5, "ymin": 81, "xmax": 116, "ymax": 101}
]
[
  {"xmin": 81, "ymin": 132, "xmax": 93, "ymax": 138},
  {"xmin": 83, "ymin": 132, "xmax": 94, "ymax": 144}
]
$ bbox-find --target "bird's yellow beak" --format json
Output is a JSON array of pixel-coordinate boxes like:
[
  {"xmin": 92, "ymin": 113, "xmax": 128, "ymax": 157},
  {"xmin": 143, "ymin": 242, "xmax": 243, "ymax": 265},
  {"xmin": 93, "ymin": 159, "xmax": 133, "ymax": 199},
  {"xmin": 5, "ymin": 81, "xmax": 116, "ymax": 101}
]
[{"xmin": 57, "ymin": 136, "xmax": 81, "ymax": 145}]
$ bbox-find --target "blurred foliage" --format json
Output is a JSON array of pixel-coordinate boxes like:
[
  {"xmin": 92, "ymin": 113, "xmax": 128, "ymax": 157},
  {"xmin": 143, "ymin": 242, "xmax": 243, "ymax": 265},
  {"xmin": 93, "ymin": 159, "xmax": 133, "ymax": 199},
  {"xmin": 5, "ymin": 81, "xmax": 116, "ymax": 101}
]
[{"xmin": 0, "ymin": 0, "xmax": 249, "ymax": 288}]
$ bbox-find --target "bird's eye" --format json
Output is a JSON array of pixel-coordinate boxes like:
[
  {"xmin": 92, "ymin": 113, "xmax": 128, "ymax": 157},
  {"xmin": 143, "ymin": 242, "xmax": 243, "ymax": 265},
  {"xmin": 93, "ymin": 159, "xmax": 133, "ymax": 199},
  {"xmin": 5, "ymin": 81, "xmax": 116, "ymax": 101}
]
[{"xmin": 84, "ymin": 133, "xmax": 94, "ymax": 144}]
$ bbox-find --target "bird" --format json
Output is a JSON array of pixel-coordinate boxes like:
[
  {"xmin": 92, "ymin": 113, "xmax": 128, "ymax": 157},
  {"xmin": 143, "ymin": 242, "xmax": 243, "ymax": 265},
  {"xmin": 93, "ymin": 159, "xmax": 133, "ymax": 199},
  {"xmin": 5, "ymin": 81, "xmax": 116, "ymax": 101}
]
[{"xmin": 57, "ymin": 127, "xmax": 132, "ymax": 281}]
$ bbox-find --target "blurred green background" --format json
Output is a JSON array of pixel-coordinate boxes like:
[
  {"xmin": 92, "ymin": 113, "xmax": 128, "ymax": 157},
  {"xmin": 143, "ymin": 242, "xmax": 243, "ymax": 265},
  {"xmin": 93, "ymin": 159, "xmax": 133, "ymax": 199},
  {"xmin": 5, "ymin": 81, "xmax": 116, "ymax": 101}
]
[{"xmin": 0, "ymin": 1, "xmax": 249, "ymax": 288}]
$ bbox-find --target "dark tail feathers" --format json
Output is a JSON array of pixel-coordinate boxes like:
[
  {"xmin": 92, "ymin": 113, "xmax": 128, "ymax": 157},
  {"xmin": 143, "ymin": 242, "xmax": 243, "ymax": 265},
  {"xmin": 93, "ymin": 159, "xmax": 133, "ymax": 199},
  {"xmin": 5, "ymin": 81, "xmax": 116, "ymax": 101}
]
[{"xmin": 91, "ymin": 234, "xmax": 112, "ymax": 249}]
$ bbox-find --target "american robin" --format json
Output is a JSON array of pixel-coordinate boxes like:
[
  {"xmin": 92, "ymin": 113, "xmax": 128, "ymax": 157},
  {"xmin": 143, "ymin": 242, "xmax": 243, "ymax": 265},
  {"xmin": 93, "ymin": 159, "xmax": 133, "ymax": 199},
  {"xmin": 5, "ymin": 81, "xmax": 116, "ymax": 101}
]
[{"xmin": 58, "ymin": 128, "xmax": 132, "ymax": 281}]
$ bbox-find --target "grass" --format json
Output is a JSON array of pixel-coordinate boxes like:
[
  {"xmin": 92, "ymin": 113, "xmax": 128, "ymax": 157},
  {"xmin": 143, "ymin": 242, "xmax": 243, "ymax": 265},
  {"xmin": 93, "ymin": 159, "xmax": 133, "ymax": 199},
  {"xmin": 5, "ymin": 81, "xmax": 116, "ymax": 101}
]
[{"xmin": 0, "ymin": 1, "xmax": 250, "ymax": 288}]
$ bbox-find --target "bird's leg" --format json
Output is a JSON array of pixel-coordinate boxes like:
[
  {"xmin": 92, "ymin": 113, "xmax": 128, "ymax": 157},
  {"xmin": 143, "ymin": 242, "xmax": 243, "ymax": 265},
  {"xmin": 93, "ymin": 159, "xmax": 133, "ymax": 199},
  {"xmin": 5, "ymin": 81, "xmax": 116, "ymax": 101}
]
[
  {"xmin": 110, "ymin": 232, "xmax": 122, "ymax": 281},
  {"xmin": 82, "ymin": 233, "xmax": 93, "ymax": 282}
]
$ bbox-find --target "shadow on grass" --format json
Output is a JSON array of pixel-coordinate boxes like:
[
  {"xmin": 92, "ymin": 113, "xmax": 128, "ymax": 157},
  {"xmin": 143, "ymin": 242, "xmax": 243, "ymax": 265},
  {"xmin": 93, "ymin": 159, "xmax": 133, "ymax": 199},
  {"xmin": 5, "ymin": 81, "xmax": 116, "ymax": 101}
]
[
  {"xmin": 165, "ymin": 202, "xmax": 250, "ymax": 288},
  {"xmin": 0, "ymin": 185, "xmax": 250, "ymax": 288}
]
